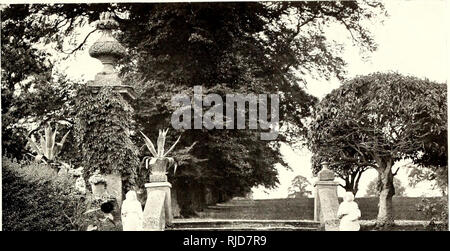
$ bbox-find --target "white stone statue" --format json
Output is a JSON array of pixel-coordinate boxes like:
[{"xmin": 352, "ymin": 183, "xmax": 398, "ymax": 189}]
[
  {"xmin": 337, "ymin": 192, "xmax": 361, "ymax": 231},
  {"xmin": 121, "ymin": 190, "xmax": 144, "ymax": 231}
]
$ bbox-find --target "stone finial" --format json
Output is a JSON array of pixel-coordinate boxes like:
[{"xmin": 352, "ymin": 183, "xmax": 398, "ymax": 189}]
[
  {"xmin": 89, "ymin": 12, "xmax": 126, "ymax": 62},
  {"xmin": 87, "ymin": 11, "xmax": 136, "ymax": 99},
  {"xmin": 318, "ymin": 162, "xmax": 335, "ymax": 181},
  {"xmin": 97, "ymin": 12, "xmax": 119, "ymax": 30},
  {"xmin": 88, "ymin": 11, "xmax": 126, "ymax": 86}
]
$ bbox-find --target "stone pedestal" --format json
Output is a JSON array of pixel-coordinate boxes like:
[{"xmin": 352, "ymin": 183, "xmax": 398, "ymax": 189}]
[
  {"xmin": 142, "ymin": 182, "xmax": 172, "ymax": 231},
  {"xmin": 87, "ymin": 11, "xmax": 136, "ymax": 100},
  {"xmin": 314, "ymin": 163, "xmax": 340, "ymax": 231}
]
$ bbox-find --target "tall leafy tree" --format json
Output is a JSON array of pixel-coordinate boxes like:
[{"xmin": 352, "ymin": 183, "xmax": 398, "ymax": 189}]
[
  {"xmin": 1, "ymin": 5, "xmax": 79, "ymax": 160},
  {"xmin": 308, "ymin": 72, "xmax": 447, "ymax": 227},
  {"xmin": 287, "ymin": 175, "xmax": 312, "ymax": 198},
  {"xmin": 1, "ymin": 5, "xmax": 50, "ymax": 158}
]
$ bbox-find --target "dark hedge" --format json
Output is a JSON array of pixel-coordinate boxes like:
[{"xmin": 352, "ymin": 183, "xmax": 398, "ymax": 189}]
[{"xmin": 2, "ymin": 158, "xmax": 87, "ymax": 231}]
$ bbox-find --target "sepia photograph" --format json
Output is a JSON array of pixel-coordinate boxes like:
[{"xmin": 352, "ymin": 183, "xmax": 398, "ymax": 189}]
[{"xmin": 1, "ymin": 0, "xmax": 448, "ymax": 235}]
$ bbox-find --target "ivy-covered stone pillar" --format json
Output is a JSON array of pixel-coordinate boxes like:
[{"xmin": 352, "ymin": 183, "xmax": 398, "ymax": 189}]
[{"xmin": 74, "ymin": 11, "xmax": 138, "ymax": 231}]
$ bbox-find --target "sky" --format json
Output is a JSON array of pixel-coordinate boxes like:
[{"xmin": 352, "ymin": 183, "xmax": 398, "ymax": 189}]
[{"xmin": 52, "ymin": 0, "xmax": 448, "ymax": 199}]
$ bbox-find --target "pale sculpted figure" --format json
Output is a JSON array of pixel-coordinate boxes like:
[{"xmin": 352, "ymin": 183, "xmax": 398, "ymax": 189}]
[
  {"xmin": 337, "ymin": 192, "xmax": 361, "ymax": 231},
  {"xmin": 121, "ymin": 191, "xmax": 144, "ymax": 231}
]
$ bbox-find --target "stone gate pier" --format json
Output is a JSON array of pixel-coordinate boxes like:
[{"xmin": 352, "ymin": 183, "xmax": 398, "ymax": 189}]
[
  {"xmin": 142, "ymin": 159, "xmax": 173, "ymax": 231},
  {"xmin": 314, "ymin": 162, "xmax": 340, "ymax": 231}
]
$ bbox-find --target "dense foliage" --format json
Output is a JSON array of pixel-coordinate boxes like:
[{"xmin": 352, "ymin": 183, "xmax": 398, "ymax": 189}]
[
  {"xmin": 1, "ymin": 2, "xmax": 386, "ymax": 215},
  {"xmin": 418, "ymin": 196, "xmax": 448, "ymax": 231},
  {"xmin": 73, "ymin": 87, "xmax": 139, "ymax": 192},
  {"xmin": 2, "ymin": 158, "xmax": 88, "ymax": 231},
  {"xmin": 307, "ymin": 72, "xmax": 447, "ymax": 227}
]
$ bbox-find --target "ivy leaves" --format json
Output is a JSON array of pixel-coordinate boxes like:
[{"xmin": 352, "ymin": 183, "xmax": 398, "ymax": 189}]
[{"xmin": 74, "ymin": 87, "xmax": 139, "ymax": 189}]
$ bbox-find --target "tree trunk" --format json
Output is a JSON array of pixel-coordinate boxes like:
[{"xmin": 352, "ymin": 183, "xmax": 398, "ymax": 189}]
[
  {"xmin": 376, "ymin": 159, "xmax": 395, "ymax": 228},
  {"xmin": 343, "ymin": 175, "xmax": 358, "ymax": 196},
  {"xmin": 343, "ymin": 184, "xmax": 356, "ymax": 195},
  {"xmin": 353, "ymin": 187, "xmax": 358, "ymax": 196},
  {"xmin": 177, "ymin": 182, "xmax": 206, "ymax": 217}
]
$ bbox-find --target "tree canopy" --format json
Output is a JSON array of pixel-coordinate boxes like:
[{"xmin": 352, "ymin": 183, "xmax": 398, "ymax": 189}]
[{"xmin": 307, "ymin": 72, "xmax": 447, "ymax": 226}]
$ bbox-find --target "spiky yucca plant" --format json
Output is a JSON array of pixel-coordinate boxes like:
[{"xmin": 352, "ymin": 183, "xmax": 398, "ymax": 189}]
[
  {"xmin": 140, "ymin": 128, "xmax": 180, "ymax": 174},
  {"xmin": 27, "ymin": 123, "xmax": 70, "ymax": 164}
]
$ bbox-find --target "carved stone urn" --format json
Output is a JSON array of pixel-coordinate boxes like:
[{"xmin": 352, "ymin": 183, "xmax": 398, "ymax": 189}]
[
  {"xmin": 87, "ymin": 11, "xmax": 136, "ymax": 99},
  {"xmin": 89, "ymin": 12, "xmax": 126, "ymax": 84},
  {"xmin": 148, "ymin": 158, "xmax": 170, "ymax": 183}
]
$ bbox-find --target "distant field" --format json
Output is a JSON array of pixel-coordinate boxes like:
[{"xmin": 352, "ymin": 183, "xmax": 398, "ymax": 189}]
[
  {"xmin": 197, "ymin": 197, "xmax": 441, "ymax": 220},
  {"xmin": 352, "ymin": 197, "xmax": 441, "ymax": 220}
]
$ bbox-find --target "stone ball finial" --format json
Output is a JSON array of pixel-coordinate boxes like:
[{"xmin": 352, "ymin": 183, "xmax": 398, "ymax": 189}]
[
  {"xmin": 86, "ymin": 11, "xmax": 136, "ymax": 99},
  {"xmin": 89, "ymin": 11, "xmax": 126, "ymax": 61},
  {"xmin": 318, "ymin": 162, "xmax": 335, "ymax": 181},
  {"xmin": 88, "ymin": 37, "xmax": 126, "ymax": 60}
]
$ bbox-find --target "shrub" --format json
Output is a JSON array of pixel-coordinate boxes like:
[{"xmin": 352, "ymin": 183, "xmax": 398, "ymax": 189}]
[
  {"xmin": 2, "ymin": 157, "xmax": 88, "ymax": 231},
  {"xmin": 417, "ymin": 196, "xmax": 448, "ymax": 231}
]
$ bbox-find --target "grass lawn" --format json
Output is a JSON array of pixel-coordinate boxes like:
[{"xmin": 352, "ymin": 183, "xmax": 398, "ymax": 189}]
[
  {"xmin": 197, "ymin": 197, "xmax": 441, "ymax": 221},
  {"xmin": 360, "ymin": 220, "xmax": 446, "ymax": 231}
]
